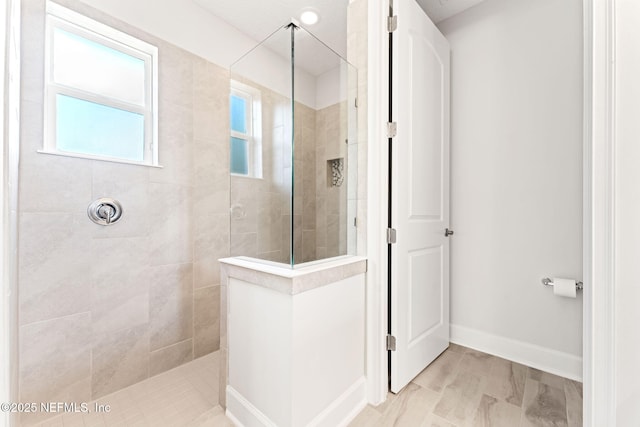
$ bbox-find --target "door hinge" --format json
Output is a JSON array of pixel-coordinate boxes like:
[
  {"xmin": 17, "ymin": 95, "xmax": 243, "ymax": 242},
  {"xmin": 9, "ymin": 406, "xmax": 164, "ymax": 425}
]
[
  {"xmin": 386, "ymin": 228, "xmax": 397, "ymax": 244},
  {"xmin": 386, "ymin": 334, "xmax": 397, "ymax": 351},
  {"xmin": 355, "ymin": 97, "xmax": 359, "ymax": 108},
  {"xmin": 387, "ymin": 15, "xmax": 398, "ymax": 32},
  {"xmin": 386, "ymin": 121, "xmax": 397, "ymax": 138}
]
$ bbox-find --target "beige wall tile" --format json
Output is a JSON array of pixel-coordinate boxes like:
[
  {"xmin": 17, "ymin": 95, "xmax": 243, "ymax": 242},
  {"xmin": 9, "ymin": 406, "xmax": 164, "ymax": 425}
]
[
  {"xmin": 158, "ymin": 43, "xmax": 194, "ymax": 109},
  {"xmin": 19, "ymin": 213, "xmax": 92, "ymax": 325},
  {"xmin": 194, "ymin": 140, "xmax": 229, "ymax": 189},
  {"xmin": 92, "ymin": 161, "xmax": 150, "ymax": 212},
  {"xmin": 230, "ymin": 232, "xmax": 257, "ymax": 257},
  {"xmin": 20, "ymin": 0, "xmax": 45, "ymax": 105},
  {"xmin": 90, "ymin": 237, "xmax": 151, "ymax": 335},
  {"xmin": 194, "ymin": 285, "xmax": 220, "ymax": 358},
  {"xmin": 19, "ymin": 101, "xmax": 43, "ymax": 156},
  {"xmin": 148, "ymin": 183, "xmax": 193, "ymax": 266},
  {"xmin": 149, "ymin": 263, "xmax": 194, "ymax": 351},
  {"xmin": 19, "ymin": 154, "xmax": 92, "ymax": 213},
  {"xmin": 92, "ymin": 324, "xmax": 150, "ymax": 399},
  {"xmin": 149, "ymin": 339, "xmax": 194, "ymax": 377},
  {"xmin": 19, "ymin": 312, "xmax": 91, "ymax": 425}
]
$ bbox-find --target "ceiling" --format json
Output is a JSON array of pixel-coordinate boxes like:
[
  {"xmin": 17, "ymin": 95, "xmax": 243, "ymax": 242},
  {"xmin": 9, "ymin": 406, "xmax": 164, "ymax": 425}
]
[
  {"xmin": 193, "ymin": 0, "xmax": 485, "ymax": 75},
  {"xmin": 194, "ymin": 0, "xmax": 349, "ymax": 58},
  {"xmin": 416, "ymin": 0, "xmax": 486, "ymax": 24}
]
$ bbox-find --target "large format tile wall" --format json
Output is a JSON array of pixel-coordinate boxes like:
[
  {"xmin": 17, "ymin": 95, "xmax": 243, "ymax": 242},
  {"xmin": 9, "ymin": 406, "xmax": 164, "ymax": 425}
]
[
  {"xmin": 229, "ymin": 79, "xmax": 351, "ymax": 265},
  {"xmin": 19, "ymin": 0, "xmax": 228, "ymax": 424},
  {"xmin": 315, "ymin": 102, "xmax": 349, "ymax": 259},
  {"xmin": 229, "ymin": 82, "xmax": 301, "ymax": 264}
]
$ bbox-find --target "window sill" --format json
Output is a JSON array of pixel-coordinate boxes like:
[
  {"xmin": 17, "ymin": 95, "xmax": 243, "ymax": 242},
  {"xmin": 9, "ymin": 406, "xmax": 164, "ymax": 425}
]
[{"xmin": 37, "ymin": 149, "xmax": 163, "ymax": 168}]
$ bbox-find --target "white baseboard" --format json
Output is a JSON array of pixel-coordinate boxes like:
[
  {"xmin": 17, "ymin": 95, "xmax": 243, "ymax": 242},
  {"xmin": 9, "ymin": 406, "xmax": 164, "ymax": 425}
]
[
  {"xmin": 226, "ymin": 378, "xmax": 367, "ymax": 427},
  {"xmin": 226, "ymin": 385, "xmax": 277, "ymax": 427},
  {"xmin": 450, "ymin": 324, "xmax": 583, "ymax": 381},
  {"xmin": 308, "ymin": 377, "xmax": 367, "ymax": 427}
]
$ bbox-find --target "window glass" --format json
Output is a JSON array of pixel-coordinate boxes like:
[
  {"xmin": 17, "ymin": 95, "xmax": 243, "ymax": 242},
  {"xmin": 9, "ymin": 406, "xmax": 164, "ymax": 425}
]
[
  {"xmin": 44, "ymin": 2, "xmax": 158, "ymax": 166},
  {"xmin": 230, "ymin": 136, "xmax": 248, "ymax": 175},
  {"xmin": 56, "ymin": 94, "xmax": 145, "ymax": 161},
  {"xmin": 230, "ymin": 95, "xmax": 247, "ymax": 133},
  {"xmin": 53, "ymin": 28, "xmax": 146, "ymax": 105}
]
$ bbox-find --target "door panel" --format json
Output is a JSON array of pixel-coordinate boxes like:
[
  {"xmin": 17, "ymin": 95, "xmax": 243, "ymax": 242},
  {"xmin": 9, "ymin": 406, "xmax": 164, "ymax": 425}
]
[{"xmin": 390, "ymin": 0, "xmax": 451, "ymax": 393}]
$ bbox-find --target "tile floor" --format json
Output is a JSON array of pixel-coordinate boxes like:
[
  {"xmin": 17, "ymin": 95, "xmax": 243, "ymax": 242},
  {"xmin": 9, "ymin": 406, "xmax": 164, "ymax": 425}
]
[
  {"xmin": 30, "ymin": 345, "xmax": 582, "ymax": 427},
  {"xmin": 349, "ymin": 344, "xmax": 583, "ymax": 427},
  {"xmin": 29, "ymin": 352, "xmax": 231, "ymax": 427}
]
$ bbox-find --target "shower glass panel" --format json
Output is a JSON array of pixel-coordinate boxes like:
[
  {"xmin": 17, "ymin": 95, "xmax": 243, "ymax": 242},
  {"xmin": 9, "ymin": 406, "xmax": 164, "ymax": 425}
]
[{"xmin": 229, "ymin": 22, "xmax": 357, "ymax": 267}]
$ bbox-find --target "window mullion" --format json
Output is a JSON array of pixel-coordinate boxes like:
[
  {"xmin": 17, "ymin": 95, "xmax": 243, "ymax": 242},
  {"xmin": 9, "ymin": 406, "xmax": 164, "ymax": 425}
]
[{"xmin": 50, "ymin": 84, "xmax": 147, "ymax": 116}]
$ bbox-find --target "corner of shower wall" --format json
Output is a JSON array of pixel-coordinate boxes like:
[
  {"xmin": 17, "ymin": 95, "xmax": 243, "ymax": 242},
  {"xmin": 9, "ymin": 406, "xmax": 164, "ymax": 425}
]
[
  {"xmin": 229, "ymin": 22, "xmax": 359, "ymax": 268},
  {"xmin": 347, "ymin": 0, "xmax": 368, "ymax": 257}
]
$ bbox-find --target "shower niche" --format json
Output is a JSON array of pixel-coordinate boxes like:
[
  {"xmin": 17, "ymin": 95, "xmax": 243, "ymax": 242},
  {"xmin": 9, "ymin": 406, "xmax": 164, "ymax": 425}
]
[{"xmin": 229, "ymin": 21, "xmax": 358, "ymax": 267}]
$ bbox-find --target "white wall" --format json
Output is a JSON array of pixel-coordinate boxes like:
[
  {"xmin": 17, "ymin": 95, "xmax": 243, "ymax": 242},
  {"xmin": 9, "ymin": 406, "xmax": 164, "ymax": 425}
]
[
  {"xmin": 438, "ymin": 0, "xmax": 584, "ymax": 377},
  {"xmin": 316, "ymin": 64, "xmax": 347, "ymax": 110},
  {"xmin": 614, "ymin": 0, "xmax": 640, "ymax": 423}
]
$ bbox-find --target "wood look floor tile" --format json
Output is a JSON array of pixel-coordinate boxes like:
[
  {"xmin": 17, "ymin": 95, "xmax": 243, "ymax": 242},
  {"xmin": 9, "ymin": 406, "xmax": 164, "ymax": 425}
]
[
  {"xmin": 470, "ymin": 394, "xmax": 521, "ymax": 427},
  {"xmin": 433, "ymin": 370, "xmax": 486, "ymax": 425},
  {"xmin": 447, "ymin": 343, "xmax": 467, "ymax": 354},
  {"xmin": 484, "ymin": 356, "xmax": 527, "ymax": 406},
  {"xmin": 375, "ymin": 382, "xmax": 441, "ymax": 427},
  {"xmin": 564, "ymin": 379, "xmax": 583, "ymax": 427},
  {"xmin": 372, "ymin": 391, "xmax": 399, "ymax": 414},
  {"xmin": 348, "ymin": 405, "xmax": 382, "ymax": 427},
  {"xmin": 457, "ymin": 349, "xmax": 495, "ymax": 377},
  {"xmin": 528, "ymin": 368, "xmax": 567, "ymax": 390},
  {"xmin": 413, "ymin": 349, "xmax": 463, "ymax": 393},
  {"xmin": 420, "ymin": 414, "xmax": 458, "ymax": 427},
  {"xmin": 521, "ymin": 379, "xmax": 568, "ymax": 427}
]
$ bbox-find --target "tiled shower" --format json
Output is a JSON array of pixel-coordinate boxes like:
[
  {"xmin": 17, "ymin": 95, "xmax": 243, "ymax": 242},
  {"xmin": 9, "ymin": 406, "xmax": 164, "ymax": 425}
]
[{"xmin": 18, "ymin": 0, "xmax": 229, "ymax": 424}]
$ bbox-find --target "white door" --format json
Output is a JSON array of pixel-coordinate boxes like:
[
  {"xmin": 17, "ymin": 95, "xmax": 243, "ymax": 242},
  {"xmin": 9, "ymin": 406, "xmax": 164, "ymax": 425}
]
[{"xmin": 390, "ymin": 0, "xmax": 451, "ymax": 393}]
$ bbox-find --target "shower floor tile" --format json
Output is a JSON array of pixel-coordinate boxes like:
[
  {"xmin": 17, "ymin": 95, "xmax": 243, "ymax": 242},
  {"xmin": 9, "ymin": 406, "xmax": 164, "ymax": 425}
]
[
  {"xmin": 29, "ymin": 351, "xmax": 233, "ymax": 427},
  {"xmin": 349, "ymin": 345, "xmax": 583, "ymax": 427}
]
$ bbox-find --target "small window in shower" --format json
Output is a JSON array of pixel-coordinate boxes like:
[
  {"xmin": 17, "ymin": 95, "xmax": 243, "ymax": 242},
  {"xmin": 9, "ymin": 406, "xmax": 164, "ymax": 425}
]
[
  {"xmin": 230, "ymin": 80, "xmax": 262, "ymax": 178},
  {"xmin": 42, "ymin": 2, "xmax": 158, "ymax": 166}
]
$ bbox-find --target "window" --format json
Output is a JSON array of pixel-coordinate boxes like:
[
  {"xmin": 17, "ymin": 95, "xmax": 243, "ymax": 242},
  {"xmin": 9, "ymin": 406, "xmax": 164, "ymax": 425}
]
[
  {"xmin": 43, "ymin": 2, "xmax": 158, "ymax": 166},
  {"xmin": 230, "ymin": 81, "xmax": 262, "ymax": 178}
]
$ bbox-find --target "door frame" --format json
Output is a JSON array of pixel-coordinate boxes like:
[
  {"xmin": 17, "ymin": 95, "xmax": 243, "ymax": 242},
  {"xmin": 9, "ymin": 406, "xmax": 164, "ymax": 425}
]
[
  {"xmin": 582, "ymin": 0, "xmax": 616, "ymax": 424},
  {"xmin": 364, "ymin": 0, "xmax": 391, "ymax": 406},
  {"xmin": 364, "ymin": 0, "xmax": 613, "ymax": 423}
]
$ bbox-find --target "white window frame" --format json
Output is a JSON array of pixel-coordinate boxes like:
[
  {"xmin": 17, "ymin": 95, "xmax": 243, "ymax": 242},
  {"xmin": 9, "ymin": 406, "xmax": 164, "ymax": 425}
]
[
  {"xmin": 42, "ymin": 1, "xmax": 159, "ymax": 167},
  {"xmin": 230, "ymin": 80, "xmax": 262, "ymax": 178}
]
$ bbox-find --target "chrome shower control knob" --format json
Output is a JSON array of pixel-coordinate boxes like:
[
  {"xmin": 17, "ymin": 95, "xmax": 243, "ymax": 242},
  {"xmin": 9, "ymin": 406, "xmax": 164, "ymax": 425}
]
[{"xmin": 88, "ymin": 198, "xmax": 123, "ymax": 226}]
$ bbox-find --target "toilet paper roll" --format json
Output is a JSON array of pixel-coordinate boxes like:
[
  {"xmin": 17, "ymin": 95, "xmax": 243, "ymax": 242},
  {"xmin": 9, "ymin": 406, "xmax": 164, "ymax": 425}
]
[{"xmin": 553, "ymin": 277, "xmax": 577, "ymax": 298}]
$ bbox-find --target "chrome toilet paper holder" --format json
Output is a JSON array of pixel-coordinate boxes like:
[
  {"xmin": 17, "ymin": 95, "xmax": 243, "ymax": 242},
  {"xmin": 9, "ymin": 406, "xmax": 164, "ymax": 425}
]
[{"xmin": 541, "ymin": 277, "xmax": 583, "ymax": 291}]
